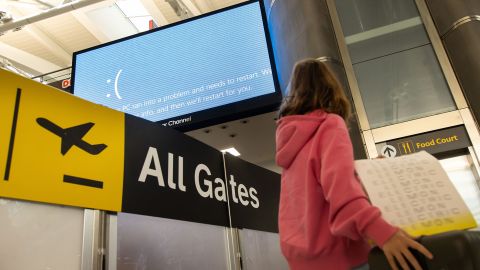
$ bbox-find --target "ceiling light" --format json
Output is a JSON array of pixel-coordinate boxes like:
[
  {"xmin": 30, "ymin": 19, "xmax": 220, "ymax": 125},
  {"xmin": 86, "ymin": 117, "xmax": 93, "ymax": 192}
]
[{"xmin": 220, "ymin": 147, "xmax": 240, "ymax": 156}]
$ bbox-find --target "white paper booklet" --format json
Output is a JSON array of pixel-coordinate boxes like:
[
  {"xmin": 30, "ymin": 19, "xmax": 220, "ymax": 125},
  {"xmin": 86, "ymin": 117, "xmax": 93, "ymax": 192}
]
[{"xmin": 355, "ymin": 151, "xmax": 477, "ymax": 236}]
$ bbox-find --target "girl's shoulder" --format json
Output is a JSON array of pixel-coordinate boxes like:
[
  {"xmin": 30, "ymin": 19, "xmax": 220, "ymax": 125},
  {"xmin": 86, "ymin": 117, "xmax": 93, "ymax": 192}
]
[{"xmin": 322, "ymin": 112, "xmax": 347, "ymax": 130}]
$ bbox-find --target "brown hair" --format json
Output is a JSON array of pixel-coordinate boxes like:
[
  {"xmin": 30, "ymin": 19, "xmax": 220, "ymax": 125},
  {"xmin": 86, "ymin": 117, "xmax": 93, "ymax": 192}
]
[{"xmin": 278, "ymin": 58, "xmax": 352, "ymax": 121}]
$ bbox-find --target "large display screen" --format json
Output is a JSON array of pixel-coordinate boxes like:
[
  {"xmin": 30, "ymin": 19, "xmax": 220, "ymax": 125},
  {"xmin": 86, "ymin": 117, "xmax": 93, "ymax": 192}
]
[{"xmin": 72, "ymin": 0, "xmax": 280, "ymax": 130}]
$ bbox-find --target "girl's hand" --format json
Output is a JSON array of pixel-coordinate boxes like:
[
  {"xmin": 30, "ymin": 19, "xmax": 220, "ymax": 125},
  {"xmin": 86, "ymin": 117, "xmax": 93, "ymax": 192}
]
[{"xmin": 382, "ymin": 230, "xmax": 433, "ymax": 270}]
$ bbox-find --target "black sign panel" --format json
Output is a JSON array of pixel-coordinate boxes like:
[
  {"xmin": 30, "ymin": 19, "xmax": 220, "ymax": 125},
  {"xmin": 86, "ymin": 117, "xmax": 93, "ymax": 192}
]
[
  {"xmin": 224, "ymin": 154, "xmax": 280, "ymax": 233},
  {"xmin": 386, "ymin": 126, "xmax": 471, "ymax": 156},
  {"xmin": 123, "ymin": 115, "xmax": 230, "ymax": 227},
  {"xmin": 47, "ymin": 80, "xmax": 71, "ymax": 93}
]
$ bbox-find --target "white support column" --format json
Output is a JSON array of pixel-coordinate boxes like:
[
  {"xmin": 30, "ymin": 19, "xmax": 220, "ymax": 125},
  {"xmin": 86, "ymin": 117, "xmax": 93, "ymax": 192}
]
[
  {"xmin": 362, "ymin": 130, "xmax": 378, "ymax": 158},
  {"xmin": 105, "ymin": 214, "xmax": 117, "ymax": 270},
  {"xmin": 460, "ymin": 108, "xmax": 480, "ymax": 165},
  {"xmin": 81, "ymin": 209, "xmax": 106, "ymax": 270}
]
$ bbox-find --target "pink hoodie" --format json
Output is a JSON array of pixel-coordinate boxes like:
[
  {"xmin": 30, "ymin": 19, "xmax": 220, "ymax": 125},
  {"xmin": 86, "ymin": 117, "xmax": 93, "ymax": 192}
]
[{"xmin": 276, "ymin": 110, "xmax": 397, "ymax": 270}]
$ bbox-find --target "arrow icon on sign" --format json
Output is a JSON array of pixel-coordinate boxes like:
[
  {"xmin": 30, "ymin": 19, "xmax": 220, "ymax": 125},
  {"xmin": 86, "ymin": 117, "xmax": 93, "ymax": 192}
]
[{"xmin": 381, "ymin": 145, "xmax": 397, "ymax": 158}]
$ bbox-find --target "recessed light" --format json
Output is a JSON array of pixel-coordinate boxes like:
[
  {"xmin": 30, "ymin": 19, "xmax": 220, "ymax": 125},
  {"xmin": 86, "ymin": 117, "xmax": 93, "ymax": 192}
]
[{"xmin": 220, "ymin": 147, "xmax": 240, "ymax": 156}]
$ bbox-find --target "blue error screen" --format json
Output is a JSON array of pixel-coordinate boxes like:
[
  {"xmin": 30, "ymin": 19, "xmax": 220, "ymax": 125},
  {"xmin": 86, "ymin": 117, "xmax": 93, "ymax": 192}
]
[{"xmin": 72, "ymin": 1, "xmax": 277, "ymax": 123}]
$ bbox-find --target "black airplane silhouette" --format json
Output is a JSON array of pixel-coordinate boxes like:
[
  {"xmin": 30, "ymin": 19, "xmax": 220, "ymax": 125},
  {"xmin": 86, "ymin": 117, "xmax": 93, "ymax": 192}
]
[{"xmin": 36, "ymin": 117, "xmax": 107, "ymax": 155}]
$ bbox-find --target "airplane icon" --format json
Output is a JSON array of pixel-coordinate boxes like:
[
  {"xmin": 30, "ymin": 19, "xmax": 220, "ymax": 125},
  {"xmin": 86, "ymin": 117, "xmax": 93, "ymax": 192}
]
[{"xmin": 36, "ymin": 117, "xmax": 107, "ymax": 155}]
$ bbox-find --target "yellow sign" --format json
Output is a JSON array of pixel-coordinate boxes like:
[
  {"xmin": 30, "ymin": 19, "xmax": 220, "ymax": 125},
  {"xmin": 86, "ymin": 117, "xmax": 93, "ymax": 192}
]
[
  {"xmin": 415, "ymin": 136, "xmax": 460, "ymax": 150},
  {"xmin": 0, "ymin": 69, "xmax": 124, "ymax": 211},
  {"xmin": 398, "ymin": 141, "xmax": 415, "ymax": 154}
]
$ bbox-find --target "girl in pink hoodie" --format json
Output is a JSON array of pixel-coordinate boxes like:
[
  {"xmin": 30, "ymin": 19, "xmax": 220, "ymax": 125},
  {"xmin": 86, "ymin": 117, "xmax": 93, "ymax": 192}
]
[{"xmin": 275, "ymin": 59, "xmax": 432, "ymax": 270}]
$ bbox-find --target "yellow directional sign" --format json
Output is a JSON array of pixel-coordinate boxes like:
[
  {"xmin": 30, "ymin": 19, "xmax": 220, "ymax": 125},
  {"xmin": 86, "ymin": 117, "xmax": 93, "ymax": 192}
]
[
  {"xmin": 0, "ymin": 69, "xmax": 124, "ymax": 211},
  {"xmin": 398, "ymin": 141, "xmax": 415, "ymax": 155}
]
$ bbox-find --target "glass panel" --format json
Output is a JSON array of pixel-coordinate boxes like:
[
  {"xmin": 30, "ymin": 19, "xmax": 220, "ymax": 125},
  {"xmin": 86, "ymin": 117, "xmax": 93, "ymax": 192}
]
[
  {"xmin": 347, "ymin": 21, "xmax": 429, "ymax": 64},
  {"xmin": 336, "ymin": 0, "xmax": 430, "ymax": 64},
  {"xmin": 353, "ymin": 44, "xmax": 456, "ymax": 127},
  {"xmin": 335, "ymin": 0, "xmax": 420, "ymax": 36},
  {"xmin": 238, "ymin": 229, "xmax": 289, "ymax": 270},
  {"xmin": 0, "ymin": 198, "xmax": 84, "ymax": 270},
  {"xmin": 335, "ymin": 0, "xmax": 456, "ymax": 128},
  {"xmin": 117, "ymin": 213, "xmax": 229, "ymax": 270},
  {"xmin": 439, "ymin": 155, "xmax": 480, "ymax": 226}
]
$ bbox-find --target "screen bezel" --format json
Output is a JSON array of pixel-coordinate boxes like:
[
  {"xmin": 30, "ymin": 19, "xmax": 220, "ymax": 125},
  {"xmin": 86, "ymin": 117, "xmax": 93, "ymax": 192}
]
[{"xmin": 71, "ymin": 0, "xmax": 281, "ymax": 132}]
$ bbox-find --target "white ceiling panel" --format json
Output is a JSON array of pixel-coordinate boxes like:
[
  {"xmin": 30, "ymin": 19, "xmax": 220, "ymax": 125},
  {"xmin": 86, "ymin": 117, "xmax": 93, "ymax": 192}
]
[
  {"xmin": 0, "ymin": 28, "xmax": 66, "ymax": 68},
  {"xmin": 209, "ymin": 0, "xmax": 246, "ymax": 10},
  {"xmin": 187, "ymin": 111, "xmax": 278, "ymax": 166},
  {"xmin": 154, "ymin": 1, "xmax": 182, "ymax": 24},
  {"xmin": 35, "ymin": 12, "xmax": 101, "ymax": 55},
  {"xmin": 0, "ymin": 42, "xmax": 62, "ymax": 74}
]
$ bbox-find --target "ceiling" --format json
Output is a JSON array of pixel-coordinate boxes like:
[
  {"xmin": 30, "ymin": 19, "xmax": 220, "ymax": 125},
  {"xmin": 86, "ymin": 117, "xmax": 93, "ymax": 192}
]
[
  {"xmin": 187, "ymin": 111, "xmax": 280, "ymax": 173},
  {"xmin": 0, "ymin": 0, "xmax": 280, "ymax": 172},
  {"xmin": 0, "ymin": 0, "xmax": 246, "ymax": 75}
]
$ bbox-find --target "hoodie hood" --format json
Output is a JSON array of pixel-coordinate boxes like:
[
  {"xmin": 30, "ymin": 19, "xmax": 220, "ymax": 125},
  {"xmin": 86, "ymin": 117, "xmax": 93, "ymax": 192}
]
[{"xmin": 276, "ymin": 110, "xmax": 327, "ymax": 169}]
